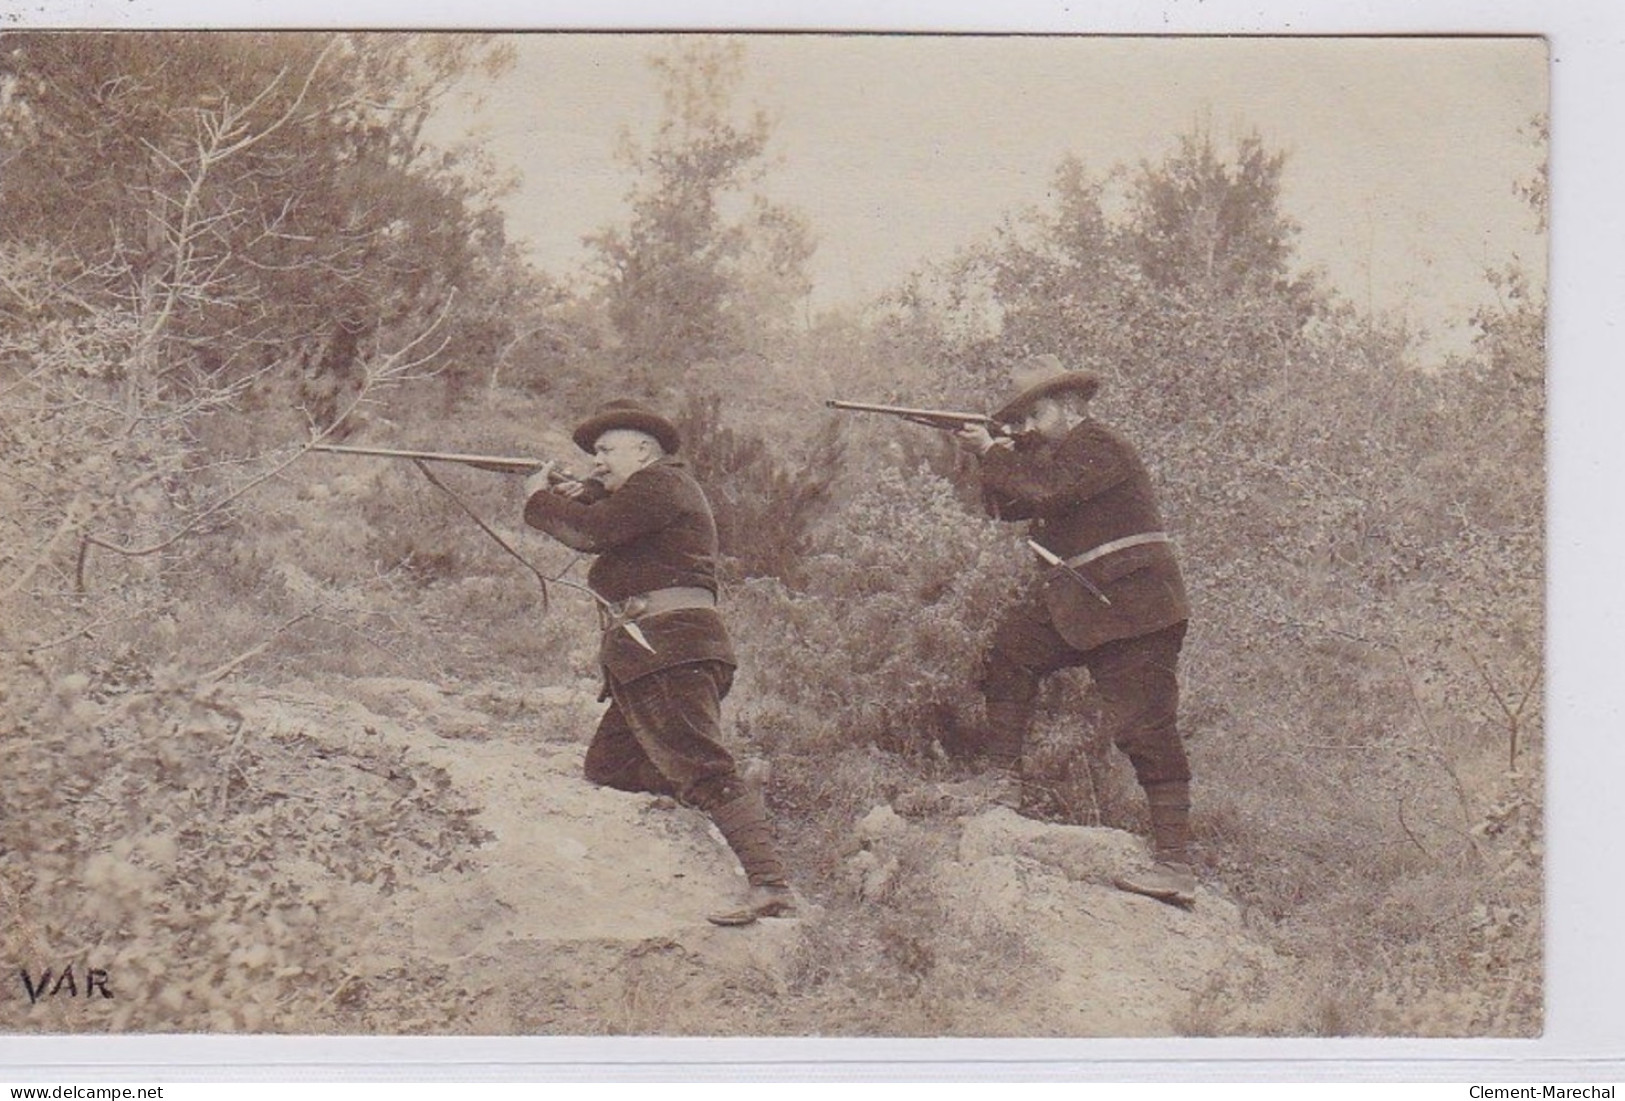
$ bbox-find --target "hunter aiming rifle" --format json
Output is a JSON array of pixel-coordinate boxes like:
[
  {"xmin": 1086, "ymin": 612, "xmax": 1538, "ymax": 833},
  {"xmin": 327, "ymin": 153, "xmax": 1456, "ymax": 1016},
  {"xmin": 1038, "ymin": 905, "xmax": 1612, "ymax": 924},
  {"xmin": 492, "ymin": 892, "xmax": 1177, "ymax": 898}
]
[
  {"xmin": 310, "ymin": 441, "xmax": 626, "ymax": 625},
  {"xmin": 825, "ymin": 399, "xmax": 1012, "ymax": 437}
]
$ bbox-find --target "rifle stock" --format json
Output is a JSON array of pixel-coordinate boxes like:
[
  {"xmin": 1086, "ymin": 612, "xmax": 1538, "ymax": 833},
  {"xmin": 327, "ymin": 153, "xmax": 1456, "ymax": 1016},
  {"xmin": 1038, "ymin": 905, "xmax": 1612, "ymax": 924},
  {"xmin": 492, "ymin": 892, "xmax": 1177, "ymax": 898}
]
[{"xmin": 825, "ymin": 399, "xmax": 1008, "ymax": 436}]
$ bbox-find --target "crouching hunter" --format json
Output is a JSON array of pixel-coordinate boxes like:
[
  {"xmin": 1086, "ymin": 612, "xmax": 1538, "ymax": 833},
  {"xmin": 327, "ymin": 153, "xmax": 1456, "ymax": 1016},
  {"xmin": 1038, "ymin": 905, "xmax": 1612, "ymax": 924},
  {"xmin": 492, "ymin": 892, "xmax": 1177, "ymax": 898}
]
[
  {"xmin": 523, "ymin": 399, "xmax": 795, "ymax": 927},
  {"xmin": 953, "ymin": 356, "xmax": 1200, "ymax": 907}
]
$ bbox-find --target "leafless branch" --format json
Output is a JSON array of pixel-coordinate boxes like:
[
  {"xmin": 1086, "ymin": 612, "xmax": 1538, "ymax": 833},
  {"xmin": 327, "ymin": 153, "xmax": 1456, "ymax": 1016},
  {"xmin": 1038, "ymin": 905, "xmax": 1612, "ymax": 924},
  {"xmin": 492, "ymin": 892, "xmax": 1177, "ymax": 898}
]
[
  {"xmin": 75, "ymin": 291, "xmax": 458, "ymax": 581},
  {"xmin": 1460, "ymin": 639, "xmax": 1542, "ymax": 770},
  {"xmin": 0, "ymin": 494, "xmax": 89, "ymax": 604},
  {"xmin": 23, "ymin": 609, "xmax": 148, "ymax": 654},
  {"xmin": 1395, "ymin": 796, "xmax": 1433, "ymax": 860},
  {"xmin": 202, "ymin": 608, "xmax": 320, "ymax": 683}
]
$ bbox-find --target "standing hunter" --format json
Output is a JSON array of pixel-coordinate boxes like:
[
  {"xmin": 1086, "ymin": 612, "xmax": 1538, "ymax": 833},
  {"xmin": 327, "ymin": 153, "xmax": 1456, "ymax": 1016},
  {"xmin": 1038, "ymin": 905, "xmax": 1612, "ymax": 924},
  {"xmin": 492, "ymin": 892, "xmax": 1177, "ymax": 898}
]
[
  {"xmin": 953, "ymin": 355, "xmax": 1199, "ymax": 907},
  {"xmin": 522, "ymin": 399, "xmax": 796, "ymax": 927}
]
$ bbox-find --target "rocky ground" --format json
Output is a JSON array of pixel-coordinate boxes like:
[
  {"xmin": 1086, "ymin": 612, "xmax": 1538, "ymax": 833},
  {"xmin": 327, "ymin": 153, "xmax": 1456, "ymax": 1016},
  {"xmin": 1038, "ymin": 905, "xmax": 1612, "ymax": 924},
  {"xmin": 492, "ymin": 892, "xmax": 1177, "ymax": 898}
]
[{"xmin": 6, "ymin": 668, "xmax": 1305, "ymax": 1036}]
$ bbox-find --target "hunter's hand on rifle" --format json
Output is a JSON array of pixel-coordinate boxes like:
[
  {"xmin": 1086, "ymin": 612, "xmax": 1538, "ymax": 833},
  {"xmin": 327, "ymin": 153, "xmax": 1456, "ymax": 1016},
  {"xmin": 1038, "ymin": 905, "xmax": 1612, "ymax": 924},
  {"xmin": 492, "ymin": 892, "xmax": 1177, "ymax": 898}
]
[
  {"xmin": 522, "ymin": 465, "xmax": 553, "ymax": 500},
  {"xmin": 527, "ymin": 462, "xmax": 607, "ymax": 503},
  {"xmin": 525, "ymin": 461, "xmax": 579, "ymax": 500},
  {"xmin": 955, "ymin": 423, "xmax": 1003, "ymax": 456}
]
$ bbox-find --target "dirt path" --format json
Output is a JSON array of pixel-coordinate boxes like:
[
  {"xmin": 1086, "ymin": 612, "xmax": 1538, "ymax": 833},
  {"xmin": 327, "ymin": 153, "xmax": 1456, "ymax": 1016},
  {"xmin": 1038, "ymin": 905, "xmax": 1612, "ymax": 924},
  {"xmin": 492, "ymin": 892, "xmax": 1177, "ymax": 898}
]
[
  {"xmin": 242, "ymin": 674, "xmax": 804, "ymax": 1033},
  {"xmin": 234, "ymin": 673, "xmax": 1299, "ymax": 1035}
]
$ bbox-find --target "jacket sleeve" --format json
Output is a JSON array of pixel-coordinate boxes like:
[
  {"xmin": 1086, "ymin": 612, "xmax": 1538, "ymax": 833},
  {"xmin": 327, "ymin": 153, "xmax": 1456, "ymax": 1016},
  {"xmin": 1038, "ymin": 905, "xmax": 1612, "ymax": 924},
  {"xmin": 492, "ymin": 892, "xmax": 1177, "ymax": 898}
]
[
  {"xmin": 978, "ymin": 430, "xmax": 1133, "ymax": 519},
  {"xmin": 523, "ymin": 465, "xmax": 684, "ymax": 553}
]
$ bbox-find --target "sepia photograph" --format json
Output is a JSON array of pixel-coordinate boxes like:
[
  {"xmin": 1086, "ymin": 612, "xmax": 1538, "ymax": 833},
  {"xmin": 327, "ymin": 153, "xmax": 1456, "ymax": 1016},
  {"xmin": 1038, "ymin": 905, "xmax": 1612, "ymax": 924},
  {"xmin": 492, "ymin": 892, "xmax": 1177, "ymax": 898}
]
[{"xmin": 0, "ymin": 31, "xmax": 1548, "ymax": 1042}]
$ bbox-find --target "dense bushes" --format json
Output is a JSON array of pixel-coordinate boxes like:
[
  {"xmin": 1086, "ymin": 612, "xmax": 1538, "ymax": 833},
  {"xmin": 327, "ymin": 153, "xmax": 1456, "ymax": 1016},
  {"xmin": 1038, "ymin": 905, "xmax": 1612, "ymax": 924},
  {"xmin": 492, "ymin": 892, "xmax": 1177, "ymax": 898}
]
[
  {"xmin": 672, "ymin": 388, "xmax": 846, "ymax": 585},
  {"xmin": 729, "ymin": 464, "xmax": 1021, "ymax": 755}
]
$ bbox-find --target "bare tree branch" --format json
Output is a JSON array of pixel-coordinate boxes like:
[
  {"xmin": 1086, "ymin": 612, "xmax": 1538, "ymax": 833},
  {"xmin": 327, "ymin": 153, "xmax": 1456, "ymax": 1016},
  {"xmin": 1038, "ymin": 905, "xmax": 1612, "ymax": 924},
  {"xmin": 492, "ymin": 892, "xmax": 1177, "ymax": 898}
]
[{"xmin": 75, "ymin": 291, "xmax": 458, "ymax": 578}]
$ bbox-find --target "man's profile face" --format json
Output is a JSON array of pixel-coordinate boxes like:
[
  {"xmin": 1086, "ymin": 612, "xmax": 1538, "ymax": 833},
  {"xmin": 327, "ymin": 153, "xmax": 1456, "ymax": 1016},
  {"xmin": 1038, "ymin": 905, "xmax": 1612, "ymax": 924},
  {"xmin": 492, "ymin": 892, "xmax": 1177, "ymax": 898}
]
[
  {"xmin": 1012, "ymin": 398, "xmax": 1071, "ymax": 441},
  {"xmin": 591, "ymin": 428, "xmax": 659, "ymax": 491}
]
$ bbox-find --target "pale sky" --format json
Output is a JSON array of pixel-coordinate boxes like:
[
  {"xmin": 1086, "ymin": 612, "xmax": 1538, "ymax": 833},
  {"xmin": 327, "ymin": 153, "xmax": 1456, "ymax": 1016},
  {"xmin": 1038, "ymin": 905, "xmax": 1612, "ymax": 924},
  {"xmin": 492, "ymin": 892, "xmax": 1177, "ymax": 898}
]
[{"xmin": 433, "ymin": 34, "xmax": 1549, "ymax": 357}]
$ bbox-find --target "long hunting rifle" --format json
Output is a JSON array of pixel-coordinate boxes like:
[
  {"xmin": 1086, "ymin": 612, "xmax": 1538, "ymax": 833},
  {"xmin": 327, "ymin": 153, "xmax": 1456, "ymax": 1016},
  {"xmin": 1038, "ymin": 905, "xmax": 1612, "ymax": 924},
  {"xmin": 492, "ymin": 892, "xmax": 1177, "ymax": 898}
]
[
  {"xmin": 309, "ymin": 442, "xmax": 580, "ymax": 483},
  {"xmin": 824, "ymin": 399, "xmax": 1012, "ymax": 438}
]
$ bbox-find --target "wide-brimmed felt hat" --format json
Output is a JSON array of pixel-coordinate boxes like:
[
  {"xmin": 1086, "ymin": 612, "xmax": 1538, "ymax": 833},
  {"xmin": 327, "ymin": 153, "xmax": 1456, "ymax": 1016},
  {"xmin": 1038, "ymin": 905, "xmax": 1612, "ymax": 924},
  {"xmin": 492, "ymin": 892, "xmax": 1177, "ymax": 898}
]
[
  {"xmin": 571, "ymin": 399, "xmax": 682, "ymax": 455},
  {"xmin": 991, "ymin": 354, "xmax": 1102, "ymax": 424}
]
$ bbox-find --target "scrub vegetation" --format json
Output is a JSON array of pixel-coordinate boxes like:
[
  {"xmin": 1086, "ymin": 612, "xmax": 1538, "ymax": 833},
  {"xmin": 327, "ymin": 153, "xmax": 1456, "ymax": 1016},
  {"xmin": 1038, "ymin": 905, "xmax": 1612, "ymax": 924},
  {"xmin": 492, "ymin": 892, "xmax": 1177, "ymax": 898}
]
[{"xmin": 1, "ymin": 33, "xmax": 1542, "ymax": 1035}]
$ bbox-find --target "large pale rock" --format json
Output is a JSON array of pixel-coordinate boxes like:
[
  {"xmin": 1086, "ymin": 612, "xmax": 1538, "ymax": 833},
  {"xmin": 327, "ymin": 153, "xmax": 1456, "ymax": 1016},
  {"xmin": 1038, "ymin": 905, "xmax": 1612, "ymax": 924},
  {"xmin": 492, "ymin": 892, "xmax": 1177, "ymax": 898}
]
[{"xmin": 957, "ymin": 805, "xmax": 1147, "ymax": 883}]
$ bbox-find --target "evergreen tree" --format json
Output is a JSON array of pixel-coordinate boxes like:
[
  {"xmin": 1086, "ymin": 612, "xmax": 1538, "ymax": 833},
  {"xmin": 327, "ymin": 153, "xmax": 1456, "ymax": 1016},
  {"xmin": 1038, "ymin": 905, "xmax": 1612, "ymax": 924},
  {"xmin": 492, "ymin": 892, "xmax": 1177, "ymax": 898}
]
[{"xmin": 587, "ymin": 40, "xmax": 813, "ymax": 371}]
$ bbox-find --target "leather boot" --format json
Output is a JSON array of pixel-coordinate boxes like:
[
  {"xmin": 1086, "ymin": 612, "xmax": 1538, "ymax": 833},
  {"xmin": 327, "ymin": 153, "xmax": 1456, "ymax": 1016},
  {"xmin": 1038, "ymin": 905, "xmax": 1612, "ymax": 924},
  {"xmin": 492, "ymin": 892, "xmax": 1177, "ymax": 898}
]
[
  {"xmin": 983, "ymin": 699, "xmax": 1034, "ymax": 765},
  {"xmin": 983, "ymin": 700, "xmax": 1035, "ymax": 812},
  {"xmin": 1114, "ymin": 781, "xmax": 1197, "ymax": 906},
  {"xmin": 705, "ymin": 787, "xmax": 796, "ymax": 926},
  {"xmin": 1113, "ymin": 861, "xmax": 1196, "ymax": 906}
]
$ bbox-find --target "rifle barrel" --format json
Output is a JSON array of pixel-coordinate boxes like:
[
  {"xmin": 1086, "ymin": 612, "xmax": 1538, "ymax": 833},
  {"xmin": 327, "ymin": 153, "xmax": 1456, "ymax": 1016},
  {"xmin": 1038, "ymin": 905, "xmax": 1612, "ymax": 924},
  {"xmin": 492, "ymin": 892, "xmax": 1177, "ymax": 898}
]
[
  {"xmin": 825, "ymin": 400, "xmax": 992, "ymax": 424},
  {"xmin": 310, "ymin": 443, "xmax": 546, "ymax": 475}
]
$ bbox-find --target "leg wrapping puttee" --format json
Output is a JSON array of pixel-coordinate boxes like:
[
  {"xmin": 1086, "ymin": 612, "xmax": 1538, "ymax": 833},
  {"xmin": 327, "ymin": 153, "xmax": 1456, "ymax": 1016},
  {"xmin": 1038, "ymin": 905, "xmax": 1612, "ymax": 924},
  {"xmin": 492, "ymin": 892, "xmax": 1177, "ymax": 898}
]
[
  {"xmin": 983, "ymin": 699, "xmax": 1035, "ymax": 768},
  {"xmin": 1144, "ymin": 779, "xmax": 1193, "ymax": 864},
  {"xmin": 708, "ymin": 788, "xmax": 789, "ymax": 888}
]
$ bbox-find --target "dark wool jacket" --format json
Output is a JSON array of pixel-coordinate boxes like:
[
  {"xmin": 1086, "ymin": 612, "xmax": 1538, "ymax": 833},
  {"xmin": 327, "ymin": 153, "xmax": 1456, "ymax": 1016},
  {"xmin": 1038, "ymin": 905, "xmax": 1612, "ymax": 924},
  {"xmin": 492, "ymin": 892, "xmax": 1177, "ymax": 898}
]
[
  {"xmin": 523, "ymin": 458, "xmax": 736, "ymax": 683},
  {"xmin": 980, "ymin": 418, "xmax": 1190, "ymax": 653}
]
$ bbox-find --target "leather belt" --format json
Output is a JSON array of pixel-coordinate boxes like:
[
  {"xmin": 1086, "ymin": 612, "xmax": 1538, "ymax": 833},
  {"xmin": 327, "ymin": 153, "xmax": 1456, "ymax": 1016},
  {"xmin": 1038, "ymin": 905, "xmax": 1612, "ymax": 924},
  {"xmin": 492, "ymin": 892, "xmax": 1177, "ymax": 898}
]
[
  {"xmin": 596, "ymin": 586, "xmax": 717, "ymax": 657},
  {"xmin": 1063, "ymin": 531, "xmax": 1172, "ymax": 569},
  {"xmin": 603, "ymin": 585, "xmax": 716, "ymax": 624}
]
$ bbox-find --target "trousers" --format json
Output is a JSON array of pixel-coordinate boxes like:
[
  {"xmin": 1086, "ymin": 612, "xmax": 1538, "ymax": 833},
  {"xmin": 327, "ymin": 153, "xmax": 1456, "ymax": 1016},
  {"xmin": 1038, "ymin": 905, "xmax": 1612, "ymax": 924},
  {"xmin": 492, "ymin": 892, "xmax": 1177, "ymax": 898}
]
[
  {"xmin": 583, "ymin": 659, "xmax": 744, "ymax": 812},
  {"xmin": 981, "ymin": 600, "xmax": 1190, "ymax": 787}
]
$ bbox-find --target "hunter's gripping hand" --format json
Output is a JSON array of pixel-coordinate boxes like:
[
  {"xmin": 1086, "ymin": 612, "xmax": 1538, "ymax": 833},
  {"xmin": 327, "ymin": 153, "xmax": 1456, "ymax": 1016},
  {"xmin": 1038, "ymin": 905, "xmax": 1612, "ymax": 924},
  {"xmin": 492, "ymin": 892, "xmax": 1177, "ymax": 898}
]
[
  {"xmin": 525, "ymin": 461, "xmax": 604, "ymax": 502},
  {"xmin": 522, "ymin": 463, "xmax": 551, "ymax": 500},
  {"xmin": 524, "ymin": 462, "xmax": 568, "ymax": 500},
  {"xmin": 955, "ymin": 423, "xmax": 998, "ymax": 455}
]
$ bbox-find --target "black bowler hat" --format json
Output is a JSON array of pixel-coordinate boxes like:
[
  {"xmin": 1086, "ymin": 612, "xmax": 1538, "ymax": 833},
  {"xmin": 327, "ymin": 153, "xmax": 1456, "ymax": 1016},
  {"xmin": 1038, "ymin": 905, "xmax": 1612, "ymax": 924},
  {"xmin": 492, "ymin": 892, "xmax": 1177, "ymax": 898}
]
[
  {"xmin": 571, "ymin": 399, "xmax": 683, "ymax": 455},
  {"xmin": 991, "ymin": 354, "xmax": 1102, "ymax": 424}
]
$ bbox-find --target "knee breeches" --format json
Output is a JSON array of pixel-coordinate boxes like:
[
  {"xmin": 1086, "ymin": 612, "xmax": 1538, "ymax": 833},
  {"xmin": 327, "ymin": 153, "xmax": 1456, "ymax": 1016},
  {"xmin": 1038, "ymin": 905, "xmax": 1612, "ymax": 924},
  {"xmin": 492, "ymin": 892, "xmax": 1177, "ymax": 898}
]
[
  {"xmin": 981, "ymin": 600, "xmax": 1189, "ymax": 786},
  {"xmin": 583, "ymin": 660, "xmax": 743, "ymax": 810}
]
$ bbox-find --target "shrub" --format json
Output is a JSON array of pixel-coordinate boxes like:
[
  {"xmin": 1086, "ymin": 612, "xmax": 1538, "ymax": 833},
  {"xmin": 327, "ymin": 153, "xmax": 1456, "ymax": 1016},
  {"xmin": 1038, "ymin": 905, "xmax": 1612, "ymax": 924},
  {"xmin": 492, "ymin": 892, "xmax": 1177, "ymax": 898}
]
[
  {"xmin": 730, "ymin": 463, "xmax": 1024, "ymax": 758},
  {"xmin": 672, "ymin": 389, "xmax": 845, "ymax": 585}
]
